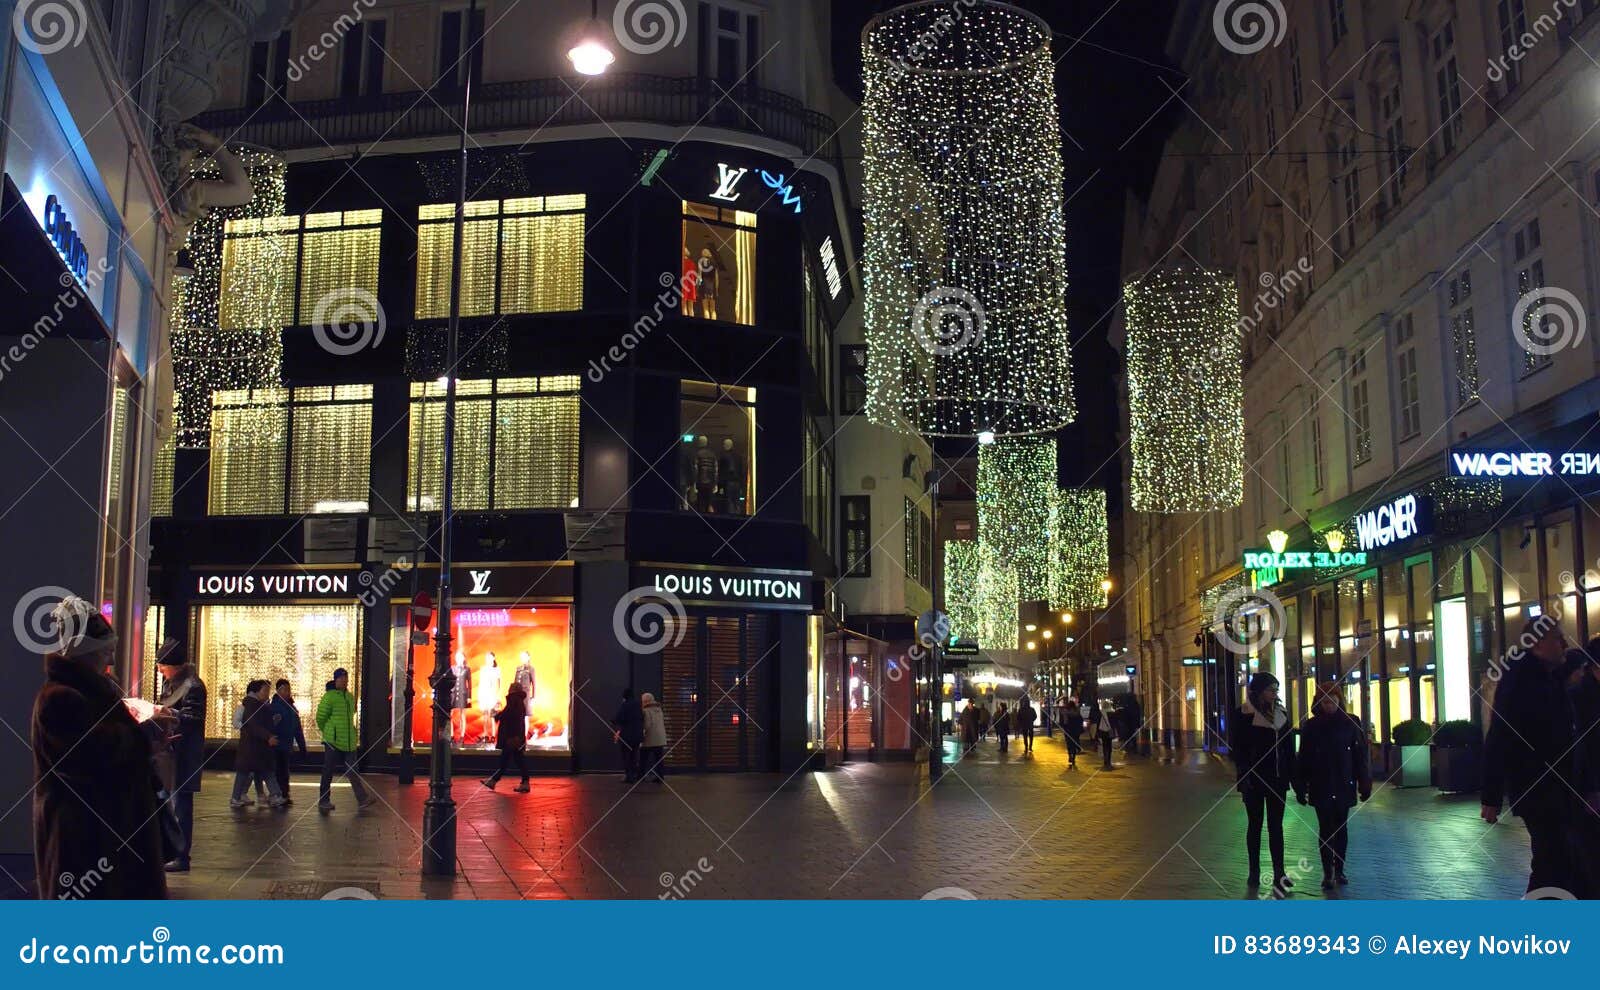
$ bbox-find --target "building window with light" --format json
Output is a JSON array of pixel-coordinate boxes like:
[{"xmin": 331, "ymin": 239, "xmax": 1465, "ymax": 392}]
[
  {"xmin": 1513, "ymin": 217, "xmax": 1549, "ymax": 375},
  {"xmin": 1349, "ymin": 345, "xmax": 1373, "ymax": 465},
  {"xmin": 1448, "ymin": 267, "xmax": 1479, "ymax": 405},
  {"xmin": 407, "ymin": 376, "xmax": 581, "ymax": 511},
  {"xmin": 220, "ymin": 210, "xmax": 382, "ymax": 328},
  {"xmin": 681, "ymin": 201, "xmax": 756, "ymax": 325},
  {"xmin": 841, "ymin": 496, "xmax": 870, "ymax": 577},
  {"xmin": 840, "ymin": 344, "xmax": 868, "ymax": 415},
  {"xmin": 416, "ymin": 196, "xmax": 586, "ymax": 319},
  {"xmin": 678, "ymin": 381, "xmax": 756, "ymax": 515},
  {"xmin": 208, "ymin": 385, "xmax": 374, "ymax": 515}
]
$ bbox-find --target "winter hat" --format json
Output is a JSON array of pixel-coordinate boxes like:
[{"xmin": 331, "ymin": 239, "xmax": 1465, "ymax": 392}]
[
  {"xmin": 49, "ymin": 595, "xmax": 115, "ymax": 658},
  {"xmin": 1246, "ymin": 671, "xmax": 1280, "ymax": 700},
  {"xmin": 156, "ymin": 637, "xmax": 183, "ymax": 665}
]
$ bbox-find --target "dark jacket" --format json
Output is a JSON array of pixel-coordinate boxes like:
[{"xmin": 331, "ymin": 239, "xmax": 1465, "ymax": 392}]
[
  {"xmin": 32, "ymin": 656, "xmax": 167, "ymax": 899},
  {"xmin": 1063, "ymin": 707, "xmax": 1085, "ymax": 737},
  {"xmin": 1483, "ymin": 653, "xmax": 1575, "ymax": 817},
  {"xmin": 613, "ymin": 695, "xmax": 645, "ymax": 744},
  {"xmin": 994, "ymin": 710, "xmax": 1012, "ymax": 735},
  {"xmin": 158, "ymin": 667, "xmax": 206, "ymax": 794},
  {"xmin": 270, "ymin": 694, "xmax": 307, "ymax": 753},
  {"xmin": 493, "ymin": 684, "xmax": 528, "ymax": 751},
  {"xmin": 1230, "ymin": 701, "xmax": 1297, "ymax": 796},
  {"xmin": 1016, "ymin": 704, "xmax": 1036, "ymax": 728},
  {"xmin": 235, "ymin": 695, "xmax": 276, "ymax": 775},
  {"xmin": 1296, "ymin": 711, "xmax": 1371, "ymax": 809},
  {"xmin": 1571, "ymin": 674, "xmax": 1600, "ymax": 799}
]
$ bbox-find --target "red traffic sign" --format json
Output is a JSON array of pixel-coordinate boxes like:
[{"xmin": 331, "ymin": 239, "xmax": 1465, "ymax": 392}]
[{"xmin": 411, "ymin": 591, "xmax": 434, "ymax": 631}]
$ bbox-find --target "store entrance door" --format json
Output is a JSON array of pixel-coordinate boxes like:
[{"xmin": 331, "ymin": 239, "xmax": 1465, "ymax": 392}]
[{"xmin": 659, "ymin": 612, "xmax": 775, "ymax": 770}]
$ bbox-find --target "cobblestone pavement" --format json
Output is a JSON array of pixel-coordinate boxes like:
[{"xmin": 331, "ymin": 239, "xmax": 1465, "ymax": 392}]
[{"xmin": 167, "ymin": 730, "xmax": 1532, "ymax": 900}]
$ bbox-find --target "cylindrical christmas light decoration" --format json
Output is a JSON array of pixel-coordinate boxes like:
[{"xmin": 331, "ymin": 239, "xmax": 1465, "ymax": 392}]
[
  {"xmin": 1049, "ymin": 488, "xmax": 1109, "ymax": 610},
  {"xmin": 1124, "ymin": 265, "xmax": 1245, "ymax": 512},
  {"xmin": 977, "ymin": 435, "xmax": 1055, "ymax": 601},
  {"xmin": 945, "ymin": 539, "xmax": 984, "ymax": 644},
  {"xmin": 861, "ymin": 1, "xmax": 1073, "ymax": 438},
  {"xmin": 944, "ymin": 538, "xmax": 1019, "ymax": 650}
]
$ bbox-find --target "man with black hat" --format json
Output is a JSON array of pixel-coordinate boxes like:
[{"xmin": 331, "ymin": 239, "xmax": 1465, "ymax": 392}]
[
  {"xmin": 315, "ymin": 667, "xmax": 373, "ymax": 813},
  {"xmin": 156, "ymin": 639, "xmax": 206, "ymax": 872}
]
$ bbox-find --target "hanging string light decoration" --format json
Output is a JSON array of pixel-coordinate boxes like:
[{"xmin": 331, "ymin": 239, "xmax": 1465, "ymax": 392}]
[
  {"xmin": 861, "ymin": 1, "xmax": 1073, "ymax": 438},
  {"xmin": 170, "ymin": 148, "xmax": 288, "ymax": 447},
  {"xmin": 1049, "ymin": 488, "xmax": 1109, "ymax": 610},
  {"xmin": 1124, "ymin": 264, "xmax": 1245, "ymax": 512},
  {"xmin": 976, "ymin": 435, "xmax": 1056, "ymax": 600},
  {"xmin": 944, "ymin": 539, "xmax": 1019, "ymax": 650}
]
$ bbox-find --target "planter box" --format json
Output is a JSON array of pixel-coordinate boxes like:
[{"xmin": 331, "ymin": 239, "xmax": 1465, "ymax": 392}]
[
  {"xmin": 1432, "ymin": 746, "xmax": 1481, "ymax": 793},
  {"xmin": 1398, "ymin": 745, "xmax": 1432, "ymax": 787}
]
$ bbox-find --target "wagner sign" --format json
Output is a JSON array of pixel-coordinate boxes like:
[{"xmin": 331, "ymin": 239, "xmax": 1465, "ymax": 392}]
[
  {"xmin": 633, "ymin": 566, "xmax": 813, "ymax": 610},
  {"xmin": 1449, "ymin": 448, "xmax": 1600, "ymax": 478},
  {"xmin": 1352, "ymin": 494, "xmax": 1433, "ymax": 552}
]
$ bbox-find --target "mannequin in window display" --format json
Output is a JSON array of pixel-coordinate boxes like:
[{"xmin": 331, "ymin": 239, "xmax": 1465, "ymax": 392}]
[
  {"xmin": 514, "ymin": 651, "xmax": 536, "ymax": 741},
  {"xmin": 477, "ymin": 652, "xmax": 502, "ymax": 747},
  {"xmin": 693, "ymin": 434, "xmax": 718, "ymax": 512},
  {"xmin": 450, "ymin": 649, "xmax": 472, "ymax": 740},
  {"xmin": 717, "ymin": 437, "xmax": 745, "ymax": 515},
  {"xmin": 697, "ymin": 246, "xmax": 722, "ymax": 320},
  {"xmin": 680, "ymin": 246, "xmax": 699, "ymax": 316}
]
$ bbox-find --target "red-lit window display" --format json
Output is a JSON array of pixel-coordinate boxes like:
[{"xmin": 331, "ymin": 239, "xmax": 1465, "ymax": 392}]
[{"xmin": 390, "ymin": 604, "xmax": 572, "ymax": 753}]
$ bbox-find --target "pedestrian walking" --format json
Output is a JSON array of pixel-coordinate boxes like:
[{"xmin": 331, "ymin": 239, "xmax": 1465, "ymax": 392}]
[
  {"xmin": 960, "ymin": 701, "xmax": 980, "ymax": 753},
  {"xmin": 1095, "ymin": 701, "xmax": 1116, "ymax": 769},
  {"xmin": 1122, "ymin": 694, "xmax": 1144, "ymax": 754},
  {"xmin": 231, "ymin": 680, "xmax": 286, "ymax": 809},
  {"xmin": 32, "ymin": 595, "xmax": 167, "ymax": 899},
  {"xmin": 270, "ymin": 679, "xmax": 307, "ymax": 805},
  {"xmin": 1017, "ymin": 697, "xmax": 1037, "ymax": 754},
  {"xmin": 483, "ymin": 682, "xmax": 531, "ymax": 792},
  {"xmin": 156, "ymin": 642, "xmax": 205, "ymax": 873},
  {"xmin": 612, "ymin": 687, "xmax": 644, "ymax": 782},
  {"xmin": 316, "ymin": 667, "xmax": 373, "ymax": 813},
  {"xmin": 978, "ymin": 703, "xmax": 991, "ymax": 741},
  {"xmin": 1482, "ymin": 618, "xmax": 1581, "ymax": 896},
  {"xmin": 994, "ymin": 702, "xmax": 1012, "ymax": 753},
  {"xmin": 1230, "ymin": 672, "xmax": 1299, "ymax": 891},
  {"xmin": 1062, "ymin": 696, "xmax": 1085, "ymax": 768},
  {"xmin": 1295, "ymin": 687, "xmax": 1371, "ymax": 889},
  {"xmin": 230, "ymin": 693, "xmax": 266, "ymax": 804},
  {"xmin": 640, "ymin": 692, "xmax": 668, "ymax": 783}
]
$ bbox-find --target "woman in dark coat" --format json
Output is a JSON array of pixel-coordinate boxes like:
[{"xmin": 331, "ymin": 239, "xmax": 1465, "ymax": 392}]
[
  {"xmin": 31, "ymin": 596, "xmax": 166, "ymax": 899},
  {"xmin": 156, "ymin": 648, "xmax": 206, "ymax": 871},
  {"xmin": 1062, "ymin": 697, "xmax": 1085, "ymax": 768},
  {"xmin": 1295, "ymin": 688, "xmax": 1371, "ymax": 888},
  {"xmin": 1229, "ymin": 672, "xmax": 1300, "ymax": 890},
  {"xmin": 230, "ymin": 681, "xmax": 284, "ymax": 807},
  {"xmin": 484, "ymin": 683, "xmax": 531, "ymax": 792},
  {"xmin": 994, "ymin": 703, "xmax": 1012, "ymax": 753}
]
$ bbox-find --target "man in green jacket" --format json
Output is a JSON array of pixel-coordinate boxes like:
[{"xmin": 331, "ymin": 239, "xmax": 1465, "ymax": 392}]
[{"xmin": 315, "ymin": 668, "xmax": 373, "ymax": 813}]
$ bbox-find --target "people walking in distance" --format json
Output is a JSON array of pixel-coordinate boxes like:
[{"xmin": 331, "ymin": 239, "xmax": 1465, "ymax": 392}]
[
  {"xmin": 1296, "ymin": 687, "xmax": 1371, "ymax": 889},
  {"xmin": 1569, "ymin": 638, "xmax": 1600, "ymax": 898},
  {"xmin": 156, "ymin": 642, "xmax": 205, "ymax": 873},
  {"xmin": 33, "ymin": 595, "xmax": 167, "ymax": 899},
  {"xmin": 1483, "ymin": 618, "xmax": 1582, "ymax": 896},
  {"xmin": 483, "ymin": 682, "xmax": 532, "ymax": 792},
  {"xmin": 316, "ymin": 667, "xmax": 373, "ymax": 813},
  {"xmin": 1062, "ymin": 696, "xmax": 1085, "ymax": 769},
  {"xmin": 230, "ymin": 681, "xmax": 286, "ymax": 809},
  {"xmin": 1121, "ymin": 694, "xmax": 1144, "ymax": 755},
  {"xmin": 639, "ymin": 692, "xmax": 668, "ymax": 783},
  {"xmin": 1017, "ymin": 697, "xmax": 1037, "ymax": 755},
  {"xmin": 230, "ymin": 690, "xmax": 267, "ymax": 805},
  {"xmin": 1057, "ymin": 696, "xmax": 1072, "ymax": 742},
  {"xmin": 994, "ymin": 702, "xmax": 1012, "ymax": 753},
  {"xmin": 1095, "ymin": 701, "xmax": 1116, "ymax": 770},
  {"xmin": 270, "ymin": 679, "xmax": 307, "ymax": 806},
  {"xmin": 1231, "ymin": 672, "xmax": 1299, "ymax": 892},
  {"xmin": 612, "ymin": 687, "xmax": 644, "ymax": 783},
  {"xmin": 977, "ymin": 702, "xmax": 991, "ymax": 741},
  {"xmin": 960, "ymin": 701, "xmax": 980, "ymax": 755}
]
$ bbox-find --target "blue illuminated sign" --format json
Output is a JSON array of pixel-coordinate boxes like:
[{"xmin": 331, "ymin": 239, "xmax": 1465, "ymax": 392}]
[{"xmin": 42, "ymin": 194, "xmax": 89, "ymax": 283}]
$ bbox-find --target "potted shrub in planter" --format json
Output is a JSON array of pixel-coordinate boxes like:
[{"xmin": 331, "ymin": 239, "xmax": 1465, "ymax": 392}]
[
  {"xmin": 1431, "ymin": 719, "xmax": 1481, "ymax": 793},
  {"xmin": 1392, "ymin": 719, "xmax": 1432, "ymax": 787}
]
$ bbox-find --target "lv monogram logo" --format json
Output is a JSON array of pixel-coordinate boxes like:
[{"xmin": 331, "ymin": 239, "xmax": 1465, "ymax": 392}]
[
  {"xmin": 468, "ymin": 570, "xmax": 493, "ymax": 595},
  {"xmin": 710, "ymin": 163, "xmax": 749, "ymax": 202}
]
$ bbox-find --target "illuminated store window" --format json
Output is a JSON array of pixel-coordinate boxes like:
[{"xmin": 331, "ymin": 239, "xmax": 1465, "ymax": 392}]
[
  {"xmin": 415, "ymin": 196, "xmax": 585, "ymax": 319},
  {"xmin": 407, "ymin": 376, "xmax": 580, "ymax": 511},
  {"xmin": 681, "ymin": 201, "xmax": 756, "ymax": 326},
  {"xmin": 390, "ymin": 604, "xmax": 571, "ymax": 753},
  {"xmin": 150, "ymin": 427, "xmax": 175, "ymax": 517},
  {"xmin": 194, "ymin": 604, "xmax": 362, "ymax": 744},
  {"xmin": 219, "ymin": 210, "xmax": 381, "ymax": 328},
  {"xmin": 208, "ymin": 385, "xmax": 373, "ymax": 515},
  {"xmin": 678, "ymin": 381, "xmax": 755, "ymax": 515},
  {"xmin": 141, "ymin": 605, "xmax": 166, "ymax": 702},
  {"xmin": 803, "ymin": 418, "xmax": 833, "ymax": 546}
]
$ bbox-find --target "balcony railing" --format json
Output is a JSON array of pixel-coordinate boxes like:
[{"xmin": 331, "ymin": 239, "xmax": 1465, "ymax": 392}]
[{"xmin": 196, "ymin": 72, "xmax": 846, "ymax": 170}]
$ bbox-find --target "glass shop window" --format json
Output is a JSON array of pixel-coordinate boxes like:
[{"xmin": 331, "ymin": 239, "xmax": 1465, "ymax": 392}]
[
  {"xmin": 219, "ymin": 210, "xmax": 382, "ymax": 328},
  {"xmin": 415, "ymin": 195, "xmax": 586, "ymax": 319},
  {"xmin": 681, "ymin": 201, "xmax": 756, "ymax": 326},
  {"xmin": 194, "ymin": 604, "xmax": 362, "ymax": 744},
  {"xmin": 678, "ymin": 381, "xmax": 756, "ymax": 515},
  {"xmin": 407, "ymin": 376, "xmax": 580, "ymax": 511},
  {"xmin": 208, "ymin": 385, "xmax": 373, "ymax": 515}
]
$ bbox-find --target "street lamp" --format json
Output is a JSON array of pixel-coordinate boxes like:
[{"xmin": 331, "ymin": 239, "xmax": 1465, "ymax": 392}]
[
  {"xmin": 1100, "ymin": 578, "xmax": 1113, "ymax": 594},
  {"xmin": 567, "ymin": 0, "xmax": 616, "ymax": 75}
]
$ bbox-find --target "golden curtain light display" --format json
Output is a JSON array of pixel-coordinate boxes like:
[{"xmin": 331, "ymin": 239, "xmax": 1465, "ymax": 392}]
[
  {"xmin": 861, "ymin": 1, "xmax": 1073, "ymax": 438},
  {"xmin": 976, "ymin": 436, "xmax": 1056, "ymax": 601},
  {"xmin": 416, "ymin": 196, "xmax": 586, "ymax": 319},
  {"xmin": 1124, "ymin": 265, "xmax": 1245, "ymax": 513},
  {"xmin": 1049, "ymin": 488, "xmax": 1110, "ymax": 610},
  {"xmin": 944, "ymin": 538, "xmax": 1019, "ymax": 650}
]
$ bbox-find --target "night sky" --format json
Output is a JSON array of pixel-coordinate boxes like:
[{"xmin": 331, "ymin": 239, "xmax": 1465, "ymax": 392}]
[{"xmin": 832, "ymin": 0, "xmax": 1183, "ymax": 514}]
